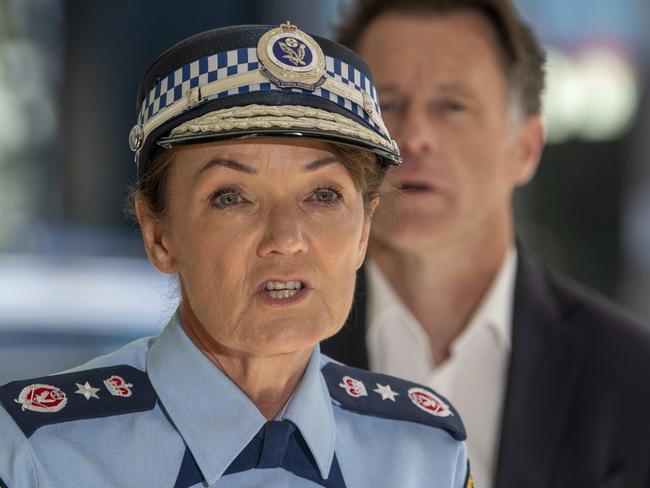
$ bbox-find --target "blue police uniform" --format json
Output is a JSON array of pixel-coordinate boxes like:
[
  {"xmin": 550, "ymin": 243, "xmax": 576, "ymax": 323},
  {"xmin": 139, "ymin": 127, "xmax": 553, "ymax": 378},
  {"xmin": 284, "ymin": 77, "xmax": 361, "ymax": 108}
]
[{"xmin": 0, "ymin": 312, "xmax": 470, "ymax": 487}]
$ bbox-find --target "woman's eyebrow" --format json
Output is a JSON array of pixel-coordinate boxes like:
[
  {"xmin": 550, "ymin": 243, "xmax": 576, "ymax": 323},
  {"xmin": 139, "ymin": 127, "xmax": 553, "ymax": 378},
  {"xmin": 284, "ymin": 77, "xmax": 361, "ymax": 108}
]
[
  {"xmin": 195, "ymin": 158, "xmax": 257, "ymax": 181},
  {"xmin": 303, "ymin": 156, "xmax": 339, "ymax": 172}
]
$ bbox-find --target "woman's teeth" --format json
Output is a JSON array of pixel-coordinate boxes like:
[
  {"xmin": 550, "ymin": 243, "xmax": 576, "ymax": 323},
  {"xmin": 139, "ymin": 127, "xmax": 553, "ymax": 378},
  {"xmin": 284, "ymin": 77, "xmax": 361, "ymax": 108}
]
[
  {"xmin": 269, "ymin": 289, "xmax": 298, "ymax": 299},
  {"xmin": 264, "ymin": 280, "xmax": 303, "ymax": 299}
]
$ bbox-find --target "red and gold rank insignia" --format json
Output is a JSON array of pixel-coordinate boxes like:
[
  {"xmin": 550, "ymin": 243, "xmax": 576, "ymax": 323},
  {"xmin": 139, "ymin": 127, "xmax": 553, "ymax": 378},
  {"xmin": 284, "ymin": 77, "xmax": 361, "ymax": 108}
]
[
  {"xmin": 103, "ymin": 375, "xmax": 134, "ymax": 397},
  {"xmin": 15, "ymin": 384, "xmax": 68, "ymax": 413},
  {"xmin": 407, "ymin": 386, "xmax": 452, "ymax": 417},
  {"xmin": 339, "ymin": 375, "xmax": 369, "ymax": 398}
]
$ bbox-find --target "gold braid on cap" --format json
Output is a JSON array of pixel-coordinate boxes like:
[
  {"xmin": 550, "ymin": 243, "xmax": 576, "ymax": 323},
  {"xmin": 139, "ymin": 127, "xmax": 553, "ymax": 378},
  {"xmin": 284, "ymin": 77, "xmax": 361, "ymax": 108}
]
[{"xmin": 168, "ymin": 104, "xmax": 393, "ymax": 150}]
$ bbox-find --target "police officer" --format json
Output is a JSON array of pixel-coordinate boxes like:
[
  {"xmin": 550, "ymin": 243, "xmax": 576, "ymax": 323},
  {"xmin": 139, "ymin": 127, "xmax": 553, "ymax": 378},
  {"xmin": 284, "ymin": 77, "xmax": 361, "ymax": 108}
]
[{"xmin": 0, "ymin": 23, "xmax": 472, "ymax": 487}]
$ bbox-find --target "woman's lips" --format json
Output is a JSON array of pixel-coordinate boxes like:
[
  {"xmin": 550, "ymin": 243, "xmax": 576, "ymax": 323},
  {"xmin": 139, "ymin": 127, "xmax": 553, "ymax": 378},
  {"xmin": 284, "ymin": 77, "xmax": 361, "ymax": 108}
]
[
  {"xmin": 257, "ymin": 286, "xmax": 310, "ymax": 307},
  {"xmin": 256, "ymin": 278, "xmax": 311, "ymax": 308}
]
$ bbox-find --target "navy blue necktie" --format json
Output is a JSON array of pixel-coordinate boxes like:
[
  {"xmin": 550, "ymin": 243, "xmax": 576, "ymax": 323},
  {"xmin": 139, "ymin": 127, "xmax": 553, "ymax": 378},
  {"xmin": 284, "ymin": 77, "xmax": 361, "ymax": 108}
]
[
  {"xmin": 224, "ymin": 420, "xmax": 346, "ymax": 487},
  {"xmin": 174, "ymin": 420, "xmax": 346, "ymax": 488}
]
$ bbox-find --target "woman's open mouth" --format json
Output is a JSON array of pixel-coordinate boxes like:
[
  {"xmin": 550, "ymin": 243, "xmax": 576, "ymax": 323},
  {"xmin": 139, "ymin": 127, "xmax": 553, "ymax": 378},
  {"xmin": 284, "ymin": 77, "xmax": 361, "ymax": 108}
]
[
  {"xmin": 258, "ymin": 279, "xmax": 310, "ymax": 307},
  {"xmin": 264, "ymin": 280, "xmax": 304, "ymax": 299}
]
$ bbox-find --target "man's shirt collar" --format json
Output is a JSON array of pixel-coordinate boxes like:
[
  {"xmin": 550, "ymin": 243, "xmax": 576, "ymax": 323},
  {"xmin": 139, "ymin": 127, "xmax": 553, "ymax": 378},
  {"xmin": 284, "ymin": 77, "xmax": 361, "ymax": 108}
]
[
  {"xmin": 454, "ymin": 246, "xmax": 517, "ymax": 354},
  {"xmin": 367, "ymin": 246, "xmax": 518, "ymax": 369}
]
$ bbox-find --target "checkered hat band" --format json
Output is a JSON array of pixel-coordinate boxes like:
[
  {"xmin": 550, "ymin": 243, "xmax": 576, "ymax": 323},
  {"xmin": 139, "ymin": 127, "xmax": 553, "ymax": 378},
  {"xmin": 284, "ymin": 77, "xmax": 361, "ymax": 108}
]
[{"xmin": 138, "ymin": 47, "xmax": 382, "ymax": 133}]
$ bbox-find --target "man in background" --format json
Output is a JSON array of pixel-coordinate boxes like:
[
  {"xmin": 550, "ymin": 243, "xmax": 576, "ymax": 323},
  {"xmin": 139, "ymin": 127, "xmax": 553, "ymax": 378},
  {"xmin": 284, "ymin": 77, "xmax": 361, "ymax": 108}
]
[{"xmin": 322, "ymin": 1, "xmax": 650, "ymax": 486}]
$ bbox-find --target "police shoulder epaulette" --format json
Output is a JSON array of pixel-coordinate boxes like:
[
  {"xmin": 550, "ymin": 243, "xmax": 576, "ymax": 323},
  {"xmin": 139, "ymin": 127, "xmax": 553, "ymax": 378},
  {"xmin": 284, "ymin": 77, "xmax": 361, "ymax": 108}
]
[
  {"xmin": 0, "ymin": 365, "xmax": 157, "ymax": 438},
  {"xmin": 321, "ymin": 362, "xmax": 466, "ymax": 441}
]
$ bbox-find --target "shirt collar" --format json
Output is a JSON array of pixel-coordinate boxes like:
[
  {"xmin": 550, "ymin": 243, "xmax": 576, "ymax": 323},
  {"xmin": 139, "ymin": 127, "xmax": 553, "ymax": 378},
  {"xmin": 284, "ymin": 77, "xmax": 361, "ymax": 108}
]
[
  {"xmin": 147, "ymin": 312, "xmax": 336, "ymax": 485},
  {"xmin": 455, "ymin": 246, "xmax": 518, "ymax": 352},
  {"xmin": 366, "ymin": 259, "xmax": 430, "ymax": 347},
  {"xmin": 366, "ymin": 246, "xmax": 518, "ymax": 356},
  {"xmin": 279, "ymin": 349, "xmax": 336, "ymax": 479}
]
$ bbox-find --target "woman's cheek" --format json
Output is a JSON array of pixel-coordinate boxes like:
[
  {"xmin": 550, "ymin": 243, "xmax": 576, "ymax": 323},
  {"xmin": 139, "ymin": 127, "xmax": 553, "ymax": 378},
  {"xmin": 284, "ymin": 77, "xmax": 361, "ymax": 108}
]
[
  {"xmin": 307, "ymin": 199, "xmax": 361, "ymax": 226},
  {"xmin": 311, "ymin": 213, "xmax": 363, "ymax": 264}
]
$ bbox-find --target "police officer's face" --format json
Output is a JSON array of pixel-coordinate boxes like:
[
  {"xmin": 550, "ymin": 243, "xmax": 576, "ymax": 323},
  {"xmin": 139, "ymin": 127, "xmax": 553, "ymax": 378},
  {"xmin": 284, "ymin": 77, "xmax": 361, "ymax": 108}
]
[
  {"xmin": 357, "ymin": 11, "xmax": 542, "ymax": 252},
  {"xmin": 138, "ymin": 139, "xmax": 373, "ymax": 357}
]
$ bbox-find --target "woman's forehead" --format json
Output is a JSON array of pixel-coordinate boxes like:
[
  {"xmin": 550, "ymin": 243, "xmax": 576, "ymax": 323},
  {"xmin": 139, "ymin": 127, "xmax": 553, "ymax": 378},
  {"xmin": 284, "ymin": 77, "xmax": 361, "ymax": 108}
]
[
  {"xmin": 171, "ymin": 138, "xmax": 351, "ymax": 183},
  {"xmin": 175, "ymin": 139, "xmax": 342, "ymax": 170}
]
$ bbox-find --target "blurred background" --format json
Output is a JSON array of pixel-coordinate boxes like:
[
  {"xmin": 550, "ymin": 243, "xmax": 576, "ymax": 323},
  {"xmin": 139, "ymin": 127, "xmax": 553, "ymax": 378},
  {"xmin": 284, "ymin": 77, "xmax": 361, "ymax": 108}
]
[{"xmin": 0, "ymin": 0, "xmax": 648, "ymax": 383}]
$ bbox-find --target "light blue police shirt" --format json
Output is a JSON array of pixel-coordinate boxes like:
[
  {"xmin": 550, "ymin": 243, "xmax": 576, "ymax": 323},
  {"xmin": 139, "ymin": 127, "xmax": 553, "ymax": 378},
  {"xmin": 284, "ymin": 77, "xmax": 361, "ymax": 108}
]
[{"xmin": 0, "ymin": 313, "xmax": 470, "ymax": 487}]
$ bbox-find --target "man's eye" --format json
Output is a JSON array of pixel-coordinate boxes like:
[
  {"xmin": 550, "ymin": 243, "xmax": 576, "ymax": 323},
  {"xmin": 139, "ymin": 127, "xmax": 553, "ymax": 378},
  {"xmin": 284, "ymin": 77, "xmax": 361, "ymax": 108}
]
[
  {"xmin": 211, "ymin": 188, "xmax": 243, "ymax": 208},
  {"xmin": 380, "ymin": 100, "xmax": 401, "ymax": 113},
  {"xmin": 312, "ymin": 188, "xmax": 342, "ymax": 204},
  {"xmin": 440, "ymin": 99, "xmax": 466, "ymax": 112}
]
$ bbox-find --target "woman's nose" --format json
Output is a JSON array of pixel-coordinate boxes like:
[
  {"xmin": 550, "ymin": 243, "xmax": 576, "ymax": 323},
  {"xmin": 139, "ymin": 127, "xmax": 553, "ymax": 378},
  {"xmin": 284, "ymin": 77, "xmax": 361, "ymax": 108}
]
[{"xmin": 256, "ymin": 205, "xmax": 307, "ymax": 258}]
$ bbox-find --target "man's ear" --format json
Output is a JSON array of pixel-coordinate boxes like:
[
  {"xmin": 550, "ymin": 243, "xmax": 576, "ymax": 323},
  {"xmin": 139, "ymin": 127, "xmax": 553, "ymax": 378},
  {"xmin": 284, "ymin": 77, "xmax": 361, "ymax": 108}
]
[
  {"xmin": 356, "ymin": 197, "xmax": 379, "ymax": 269},
  {"xmin": 135, "ymin": 196, "xmax": 177, "ymax": 274},
  {"xmin": 512, "ymin": 114, "xmax": 545, "ymax": 186}
]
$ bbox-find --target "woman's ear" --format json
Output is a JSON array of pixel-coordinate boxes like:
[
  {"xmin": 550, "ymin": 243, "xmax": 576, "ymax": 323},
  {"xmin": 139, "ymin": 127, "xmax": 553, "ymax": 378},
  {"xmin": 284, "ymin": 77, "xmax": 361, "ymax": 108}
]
[
  {"xmin": 135, "ymin": 196, "xmax": 177, "ymax": 274},
  {"xmin": 356, "ymin": 197, "xmax": 379, "ymax": 269}
]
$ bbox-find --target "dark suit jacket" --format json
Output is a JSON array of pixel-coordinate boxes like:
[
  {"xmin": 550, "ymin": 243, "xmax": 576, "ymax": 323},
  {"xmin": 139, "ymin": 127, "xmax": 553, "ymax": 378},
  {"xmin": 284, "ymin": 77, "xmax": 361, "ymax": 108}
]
[{"xmin": 322, "ymin": 249, "xmax": 650, "ymax": 488}]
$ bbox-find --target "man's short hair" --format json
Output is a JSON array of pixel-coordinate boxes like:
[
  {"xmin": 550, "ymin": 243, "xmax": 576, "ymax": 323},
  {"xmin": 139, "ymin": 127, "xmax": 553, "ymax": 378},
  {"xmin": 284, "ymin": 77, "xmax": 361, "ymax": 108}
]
[{"xmin": 336, "ymin": 0, "xmax": 546, "ymax": 117}]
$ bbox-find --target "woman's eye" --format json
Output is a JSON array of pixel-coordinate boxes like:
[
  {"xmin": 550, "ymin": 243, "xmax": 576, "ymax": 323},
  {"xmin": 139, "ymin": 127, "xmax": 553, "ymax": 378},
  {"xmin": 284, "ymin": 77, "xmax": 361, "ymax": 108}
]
[
  {"xmin": 312, "ymin": 188, "xmax": 342, "ymax": 204},
  {"xmin": 211, "ymin": 189, "xmax": 243, "ymax": 208}
]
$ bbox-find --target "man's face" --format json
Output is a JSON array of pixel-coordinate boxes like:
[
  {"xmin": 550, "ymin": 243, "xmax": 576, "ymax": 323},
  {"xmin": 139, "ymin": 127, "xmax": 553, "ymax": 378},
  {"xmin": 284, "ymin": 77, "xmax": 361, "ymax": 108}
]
[{"xmin": 357, "ymin": 11, "xmax": 541, "ymax": 253}]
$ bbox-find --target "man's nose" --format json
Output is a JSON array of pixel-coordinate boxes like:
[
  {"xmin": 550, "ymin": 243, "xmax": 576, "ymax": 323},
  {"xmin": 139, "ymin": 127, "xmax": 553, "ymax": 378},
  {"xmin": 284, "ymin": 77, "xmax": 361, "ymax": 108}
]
[{"xmin": 393, "ymin": 105, "xmax": 439, "ymax": 158}]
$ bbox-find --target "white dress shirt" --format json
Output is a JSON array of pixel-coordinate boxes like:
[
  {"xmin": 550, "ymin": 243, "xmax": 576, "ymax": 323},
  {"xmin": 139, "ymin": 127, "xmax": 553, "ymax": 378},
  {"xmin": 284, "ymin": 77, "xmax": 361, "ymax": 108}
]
[{"xmin": 366, "ymin": 248, "xmax": 517, "ymax": 488}]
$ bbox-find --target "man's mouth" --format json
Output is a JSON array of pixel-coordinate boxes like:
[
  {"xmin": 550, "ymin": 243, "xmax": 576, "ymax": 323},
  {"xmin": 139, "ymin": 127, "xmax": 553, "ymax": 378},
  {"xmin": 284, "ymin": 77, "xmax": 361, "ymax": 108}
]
[{"xmin": 399, "ymin": 182, "xmax": 434, "ymax": 193}]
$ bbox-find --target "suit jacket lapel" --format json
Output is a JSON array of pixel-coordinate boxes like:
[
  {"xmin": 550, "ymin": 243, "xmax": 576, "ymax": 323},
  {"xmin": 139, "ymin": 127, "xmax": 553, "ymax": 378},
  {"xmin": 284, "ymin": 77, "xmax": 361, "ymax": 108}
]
[
  {"xmin": 495, "ymin": 250, "xmax": 587, "ymax": 488},
  {"xmin": 321, "ymin": 266, "xmax": 370, "ymax": 369}
]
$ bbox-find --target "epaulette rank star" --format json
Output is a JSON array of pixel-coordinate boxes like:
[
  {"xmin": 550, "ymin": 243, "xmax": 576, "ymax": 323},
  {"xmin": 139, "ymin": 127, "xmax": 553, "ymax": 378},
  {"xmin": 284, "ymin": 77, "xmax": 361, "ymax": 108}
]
[
  {"xmin": 322, "ymin": 362, "xmax": 466, "ymax": 441},
  {"xmin": 0, "ymin": 365, "xmax": 157, "ymax": 438}
]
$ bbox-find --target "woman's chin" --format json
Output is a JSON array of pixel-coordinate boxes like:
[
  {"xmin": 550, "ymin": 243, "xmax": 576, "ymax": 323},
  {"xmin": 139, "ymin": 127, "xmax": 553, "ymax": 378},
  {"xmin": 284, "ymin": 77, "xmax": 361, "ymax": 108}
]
[{"xmin": 243, "ymin": 320, "xmax": 336, "ymax": 356}]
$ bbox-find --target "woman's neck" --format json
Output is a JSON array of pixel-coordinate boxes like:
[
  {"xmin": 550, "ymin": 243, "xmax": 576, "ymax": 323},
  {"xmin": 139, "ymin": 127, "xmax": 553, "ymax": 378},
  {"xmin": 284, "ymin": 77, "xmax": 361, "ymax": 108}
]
[{"xmin": 180, "ymin": 304, "xmax": 312, "ymax": 420}]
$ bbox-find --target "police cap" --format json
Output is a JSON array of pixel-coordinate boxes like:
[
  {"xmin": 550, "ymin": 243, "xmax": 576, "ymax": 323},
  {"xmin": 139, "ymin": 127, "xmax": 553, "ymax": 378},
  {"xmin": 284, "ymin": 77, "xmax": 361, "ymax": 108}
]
[{"xmin": 129, "ymin": 22, "xmax": 401, "ymax": 178}]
